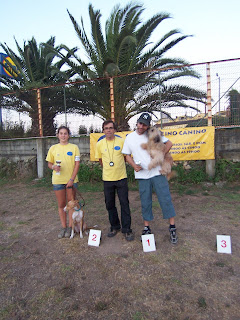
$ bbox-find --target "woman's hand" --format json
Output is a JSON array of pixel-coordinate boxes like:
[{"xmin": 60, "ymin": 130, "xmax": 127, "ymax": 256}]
[
  {"xmin": 52, "ymin": 164, "xmax": 61, "ymax": 173},
  {"xmin": 66, "ymin": 179, "xmax": 74, "ymax": 188}
]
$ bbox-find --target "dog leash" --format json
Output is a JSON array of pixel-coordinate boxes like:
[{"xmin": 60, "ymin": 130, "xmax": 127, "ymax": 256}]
[{"xmin": 73, "ymin": 186, "xmax": 85, "ymax": 207}]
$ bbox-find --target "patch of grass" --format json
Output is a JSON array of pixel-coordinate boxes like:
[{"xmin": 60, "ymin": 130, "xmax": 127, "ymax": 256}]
[
  {"xmin": 215, "ymin": 159, "xmax": 240, "ymax": 182},
  {"xmin": 17, "ymin": 220, "xmax": 30, "ymax": 225},
  {"xmin": 78, "ymin": 182, "xmax": 103, "ymax": 192},
  {"xmin": 152, "ymin": 201, "xmax": 160, "ymax": 208},
  {"xmin": 197, "ymin": 297, "xmax": 207, "ymax": 309},
  {"xmin": 220, "ymin": 193, "xmax": 240, "ymax": 201},
  {"xmin": 132, "ymin": 311, "xmax": 145, "ymax": 320},
  {"xmin": 95, "ymin": 300, "xmax": 108, "ymax": 311},
  {"xmin": 10, "ymin": 232, "xmax": 20, "ymax": 239},
  {"xmin": 60, "ymin": 264, "xmax": 75, "ymax": 275},
  {"xmin": 185, "ymin": 189, "xmax": 197, "ymax": 195},
  {"xmin": 215, "ymin": 261, "xmax": 225, "ymax": 267},
  {"xmin": 172, "ymin": 278, "xmax": 183, "ymax": 286},
  {"xmin": 0, "ymin": 303, "xmax": 15, "ymax": 320}
]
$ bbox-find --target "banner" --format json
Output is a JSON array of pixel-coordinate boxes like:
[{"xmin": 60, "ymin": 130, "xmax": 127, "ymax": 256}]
[
  {"xmin": 90, "ymin": 126, "xmax": 215, "ymax": 161},
  {"xmin": 0, "ymin": 53, "xmax": 19, "ymax": 78},
  {"xmin": 162, "ymin": 126, "xmax": 215, "ymax": 160}
]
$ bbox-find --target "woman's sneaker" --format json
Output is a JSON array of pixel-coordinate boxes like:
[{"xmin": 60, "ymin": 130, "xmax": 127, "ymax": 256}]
[
  {"xmin": 58, "ymin": 227, "xmax": 67, "ymax": 239},
  {"xmin": 142, "ymin": 226, "xmax": 151, "ymax": 235},
  {"xmin": 65, "ymin": 227, "xmax": 72, "ymax": 238},
  {"xmin": 169, "ymin": 227, "xmax": 178, "ymax": 244}
]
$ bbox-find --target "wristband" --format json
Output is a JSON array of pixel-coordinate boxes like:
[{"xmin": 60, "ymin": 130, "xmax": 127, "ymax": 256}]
[{"xmin": 70, "ymin": 179, "xmax": 74, "ymax": 182}]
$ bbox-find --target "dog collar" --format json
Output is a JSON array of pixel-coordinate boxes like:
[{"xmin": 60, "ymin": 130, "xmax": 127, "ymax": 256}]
[{"xmin": 74, "ymin": 207, "xmax": 82, "ymax": 211}]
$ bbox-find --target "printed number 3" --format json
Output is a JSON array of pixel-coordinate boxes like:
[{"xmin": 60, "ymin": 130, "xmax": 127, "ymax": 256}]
[{"xmin": 221, "ymin": 240, "xmax": 227, "ymax": 248}]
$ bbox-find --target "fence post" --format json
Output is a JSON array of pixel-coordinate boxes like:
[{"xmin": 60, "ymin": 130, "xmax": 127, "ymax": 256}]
[
  {"xmin": 36, "ymin": 137, "xmax": 46, "ymax": 178},
  {"xmin": 37, "ymin": 89, "xmax": 43, "ymax": 137},
  {"xmin": 206, "ymin": 62, "xmax": 216, "ymax": 178},
  {"xmin": 110, "ymin": 77, "xmax": 115, "ymax": 122},
  {"xmin": 36, "ymin": 88, "xmax": 45, "ymax": 178}
]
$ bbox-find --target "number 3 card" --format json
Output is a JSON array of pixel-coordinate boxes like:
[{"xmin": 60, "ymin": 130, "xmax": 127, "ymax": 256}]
[
  {"xmin": 88, "ymin": 229, "xmax": 101, "ymax": 247},
  {"xmin": 141, "ymin": 234, "xmax": 156, "ymax": 252},
  {"xmin": 216, "ymin": 235, "xmax": 232, "ymax": 254}
]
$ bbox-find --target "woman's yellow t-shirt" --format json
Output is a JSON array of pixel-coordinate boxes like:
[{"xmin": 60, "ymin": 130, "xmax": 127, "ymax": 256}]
[{"xmin": 46, "ymin": 143, "xmax": 80, "ymax": 184}]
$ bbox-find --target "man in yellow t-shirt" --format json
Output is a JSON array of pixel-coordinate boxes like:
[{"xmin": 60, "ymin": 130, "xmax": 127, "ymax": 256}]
[{"xmin": 95, "ymin": 120, "xmax": 134, "ymax": 241}]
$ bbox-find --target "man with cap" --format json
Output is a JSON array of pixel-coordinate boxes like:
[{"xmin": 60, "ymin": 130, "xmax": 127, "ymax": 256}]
[{"xmin": 122, "ymin": 113, "xmax": 178, "ymax": 244}]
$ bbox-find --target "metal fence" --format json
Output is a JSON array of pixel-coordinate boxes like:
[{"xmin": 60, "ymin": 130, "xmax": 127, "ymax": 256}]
[{"xmin": 0, "ymin": 58, "xmax": 240, "ymax": 138}]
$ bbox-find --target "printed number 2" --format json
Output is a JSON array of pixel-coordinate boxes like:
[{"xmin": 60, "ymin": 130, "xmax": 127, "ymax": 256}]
[
  {"xmin": 92, "ymin": 234, "xmax": 97, "ymax": 241},
  {"xmin": 221, "ymin": 240, "xmax": 227, "ymax": 248},
  {"xmin": 146, "ymin": 239, "xmax": 150, "ymax": 246}
]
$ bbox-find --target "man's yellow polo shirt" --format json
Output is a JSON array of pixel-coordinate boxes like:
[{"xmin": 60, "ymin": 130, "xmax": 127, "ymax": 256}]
[{"xmin": 95, "ymin": 136, "xmax": 127, "ymax": 181}]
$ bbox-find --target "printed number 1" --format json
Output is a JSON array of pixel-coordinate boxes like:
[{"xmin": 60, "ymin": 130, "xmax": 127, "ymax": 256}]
[
  {"xmin": 146, "ymin": 239, "xmax": 150, "ymax": 246},
  {"xmin": 221, "ymin": 240, "xmax": 227, "ymax": 248},
  {"xmin": 92, "ymin": 234, "xmax": 97, "ymax": 241}
]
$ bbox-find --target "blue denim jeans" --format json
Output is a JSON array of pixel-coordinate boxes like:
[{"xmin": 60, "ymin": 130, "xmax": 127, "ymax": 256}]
[
  {"xmin": 138, "ymin": 175, "xmax": 176, "ymax": 221},
  {"xmin": 53, "ymin": 183, "xmax": 78, "ymax": 191}
]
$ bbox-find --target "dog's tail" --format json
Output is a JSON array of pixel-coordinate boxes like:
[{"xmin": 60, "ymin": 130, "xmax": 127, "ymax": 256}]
[
  {"xmin": 167, "ymin": 170, "xmax": 178, "ymax": 181},
  {"xmin": 84, "ymin": 224, "xmax": 99, "ymax": 231}
]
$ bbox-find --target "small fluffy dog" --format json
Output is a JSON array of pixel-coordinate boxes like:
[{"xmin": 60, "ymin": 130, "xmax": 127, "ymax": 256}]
[
  {"xmin": 141, "ymin": 126, "xmax": 174, "ymax": 179},
  {"xmin": 64, "ymin": 199, "xmax": 87, "ymax": 239}
]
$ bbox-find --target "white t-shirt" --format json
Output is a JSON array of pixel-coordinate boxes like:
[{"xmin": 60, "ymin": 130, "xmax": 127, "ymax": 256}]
[{"xmin": 122, "ymin": 130, "xmax": 168, "ymax": 179}]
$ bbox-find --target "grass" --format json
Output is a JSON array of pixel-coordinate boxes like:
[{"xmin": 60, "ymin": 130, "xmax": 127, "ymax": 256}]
[{"xmin": 0, "ymin": 168, "xmax": 240, "ymax": 319}]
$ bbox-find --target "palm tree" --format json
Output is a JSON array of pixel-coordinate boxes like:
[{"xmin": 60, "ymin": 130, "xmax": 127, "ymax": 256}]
[
  {"xmin": 65, "ymin": 2, "xmax": 206, "ymax": 130},
  {"xmin": 0, "ymin": 37, "xmax": 90, "ymax": 135}
]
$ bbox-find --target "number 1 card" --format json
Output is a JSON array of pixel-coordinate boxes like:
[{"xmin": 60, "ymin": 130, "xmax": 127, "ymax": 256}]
[{"xmin": 141, "ymin": 234, "xmax": 156, "ymax": 252}]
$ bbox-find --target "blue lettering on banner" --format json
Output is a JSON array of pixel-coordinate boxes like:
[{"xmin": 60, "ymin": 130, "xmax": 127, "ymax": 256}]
[
  {"xmin": 179, "ymin": 129, "xmax": 206, "ymax": 135},
  {"xmin": 163, "ymin": 131, "xmax": 178, "ymax": 136},
  {"xmin": 163, "ymin": 129, "xmax": 207, "ymax": 136}
]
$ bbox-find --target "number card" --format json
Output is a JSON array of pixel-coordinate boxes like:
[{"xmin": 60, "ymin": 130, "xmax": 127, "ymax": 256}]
[
  {"xmin": 216, "ymin": 235, "xmax": 232, "ymax": 254},
  {"xmin": 141, "ymin": 234, "xmax": 156, "ymax": 252},
  {"xmin": 88, "ymin": 229, "xmax": 101, "ymax": 247}
]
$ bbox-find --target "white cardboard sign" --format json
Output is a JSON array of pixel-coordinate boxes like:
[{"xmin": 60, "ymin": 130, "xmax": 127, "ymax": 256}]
[
  {"xmin": 216, "ymin": 235, "xmax": 232, "ymax": 254},
  {"xmin": 88, "ymin": 229, "xmax": 101, "ymax": 247},
  {"xmin": 141, "ymin": 234, "xmax": 156, "ymax": 252}
]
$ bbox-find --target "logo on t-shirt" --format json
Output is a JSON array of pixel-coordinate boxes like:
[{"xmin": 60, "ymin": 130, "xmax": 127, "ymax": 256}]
[
  {"xmin": 114, "ymin": 146, "xmax": 120, "ymax": 150},
  {"xmin": 67, "ymin": 151, "xmax": 73, "ymax": 156}
]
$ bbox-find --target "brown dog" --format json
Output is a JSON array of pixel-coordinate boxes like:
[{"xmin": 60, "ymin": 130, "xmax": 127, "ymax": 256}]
[
  {"xmin": 141, "ymin": 126, "xmax": 174, "ymax": 179},
  {"xmin": 64, "ymin": 199, "xmax": 86, "ymax": 239}
]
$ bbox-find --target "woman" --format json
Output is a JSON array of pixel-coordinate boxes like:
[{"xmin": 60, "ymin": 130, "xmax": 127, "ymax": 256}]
[{"xmin": 46, "ymin": 126, "xmax": 80, "ymax": 238}]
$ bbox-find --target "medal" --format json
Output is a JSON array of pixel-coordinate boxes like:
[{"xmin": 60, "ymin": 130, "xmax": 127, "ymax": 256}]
[{"xmin": 106, "ymin": 138, "xmax": 115, "ymax": 167}]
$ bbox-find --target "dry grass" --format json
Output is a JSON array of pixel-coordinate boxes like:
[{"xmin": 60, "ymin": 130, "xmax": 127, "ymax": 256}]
[{"xmin": 0, "ymin": 181, "xmax": 239, "ymax": 320}]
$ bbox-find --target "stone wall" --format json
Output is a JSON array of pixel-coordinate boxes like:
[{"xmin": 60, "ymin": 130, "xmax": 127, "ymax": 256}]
[
  {"xmin": 0, "ymin": 129, "xmax": 239, "ymax": 177},
  {"xmin": 0, "ymin": 135, "xmax": 90, "ymax": 162},
  {"xmin": 215, "ymin": 128, "xmax": 240, "ymax": 162}
]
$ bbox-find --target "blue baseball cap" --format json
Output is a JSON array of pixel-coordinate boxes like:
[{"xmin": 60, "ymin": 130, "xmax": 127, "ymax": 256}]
[{"xmin": 137, "ymin": 113, "xmax": 151, "ymax": 126}]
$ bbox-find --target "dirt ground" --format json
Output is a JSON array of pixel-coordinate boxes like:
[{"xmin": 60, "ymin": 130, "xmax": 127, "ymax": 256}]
[{"xmin": 0, "ymin": 180, "xmax": 240, "ymax": 320}]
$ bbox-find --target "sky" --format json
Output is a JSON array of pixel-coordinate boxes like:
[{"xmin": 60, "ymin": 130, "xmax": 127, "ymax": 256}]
[
  {"xmin": 1, "ymin": 0, "xmax": 239, "ymax": 63},
  {"xmin": 0, "ymin": 0, "xmax": 240, "ymax": 132}
]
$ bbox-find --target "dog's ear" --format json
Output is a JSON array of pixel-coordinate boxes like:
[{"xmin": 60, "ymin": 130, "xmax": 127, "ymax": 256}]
[{"xmin": 154, "ymin": 136, "xmax": 160, "ymax": 143}]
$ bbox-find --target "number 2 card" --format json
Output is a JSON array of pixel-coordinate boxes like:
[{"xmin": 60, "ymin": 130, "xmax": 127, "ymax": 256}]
[{"xmin": 88, "ymin": 229, "xmax": 101, "ymax": 247}]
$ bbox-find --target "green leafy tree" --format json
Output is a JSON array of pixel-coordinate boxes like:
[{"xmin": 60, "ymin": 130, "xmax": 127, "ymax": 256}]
[
  {"xmin": 0, "ymin": 37, "xmax": 90, "ymax": 136},
  {"xmin": 228, "ymin": 89, "xmax": 240, "ymax": 125},
  {"xmin": 64, "ymin": 3, "xmax": 206, "ymax": 130}
]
